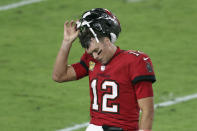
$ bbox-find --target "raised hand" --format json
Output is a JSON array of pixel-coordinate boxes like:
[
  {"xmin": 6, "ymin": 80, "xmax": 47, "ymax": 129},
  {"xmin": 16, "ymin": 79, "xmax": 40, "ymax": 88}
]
[{"xmin": 63, "ymin": 20, "xmax": 79, "ymax": 44}]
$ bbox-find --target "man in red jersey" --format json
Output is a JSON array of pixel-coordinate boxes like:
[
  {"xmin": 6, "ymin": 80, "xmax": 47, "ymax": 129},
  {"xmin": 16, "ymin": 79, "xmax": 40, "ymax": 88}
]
[{"xmin": 52, "ymin": 8, "xmax": 156, "ymax": 131}]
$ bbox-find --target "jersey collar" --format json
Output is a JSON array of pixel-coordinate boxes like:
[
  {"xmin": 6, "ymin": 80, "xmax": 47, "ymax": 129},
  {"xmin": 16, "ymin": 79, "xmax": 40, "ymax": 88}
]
[{"xmin": 104, "ymin": 46, "xmax": 124, "ymax": 65}]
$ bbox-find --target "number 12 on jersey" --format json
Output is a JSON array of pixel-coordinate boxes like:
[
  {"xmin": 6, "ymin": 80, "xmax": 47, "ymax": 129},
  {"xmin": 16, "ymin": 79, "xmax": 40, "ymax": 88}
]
[{"xmin": 91, "ymin": 79, "xmax": 119, "ymax": 113}]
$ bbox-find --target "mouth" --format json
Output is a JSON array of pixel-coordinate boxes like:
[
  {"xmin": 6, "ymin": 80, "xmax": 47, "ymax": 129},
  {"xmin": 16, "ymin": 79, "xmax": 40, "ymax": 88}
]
[
  {"xmin": 97, "ymin": 59, "xmax": 102, "ymax": 62},
  {"xmin": 96, "ymin": 58, "xmax": 104, "ymax": 63},
  {"xmin": 98, "ymin": 59, "xmax": 107, "ymax": 65}
]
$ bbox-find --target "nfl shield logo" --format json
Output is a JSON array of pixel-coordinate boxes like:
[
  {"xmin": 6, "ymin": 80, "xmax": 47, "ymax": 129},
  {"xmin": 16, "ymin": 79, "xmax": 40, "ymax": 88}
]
[{"xmin": 101, "ymin": 66, "xmax": 105, "ymax": 71}]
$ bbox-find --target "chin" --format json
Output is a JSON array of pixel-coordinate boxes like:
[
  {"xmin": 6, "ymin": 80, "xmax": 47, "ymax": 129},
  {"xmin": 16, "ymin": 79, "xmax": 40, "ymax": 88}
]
[{"xmin": 101, "ymin": 60, "xmax": 107, "ymax": 65}]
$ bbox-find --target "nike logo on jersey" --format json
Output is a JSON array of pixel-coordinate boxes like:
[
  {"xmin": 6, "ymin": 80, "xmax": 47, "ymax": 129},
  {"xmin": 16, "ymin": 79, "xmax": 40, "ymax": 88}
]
[{"xmin": 143, "ymin": 57, "xmax": 149, "ymax": 61}]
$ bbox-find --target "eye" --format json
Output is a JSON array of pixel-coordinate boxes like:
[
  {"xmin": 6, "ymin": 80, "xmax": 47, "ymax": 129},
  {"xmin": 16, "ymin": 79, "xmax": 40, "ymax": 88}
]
[{"xmin": 97, "ymin": 50, "xmax": 102, "ymax": 55}]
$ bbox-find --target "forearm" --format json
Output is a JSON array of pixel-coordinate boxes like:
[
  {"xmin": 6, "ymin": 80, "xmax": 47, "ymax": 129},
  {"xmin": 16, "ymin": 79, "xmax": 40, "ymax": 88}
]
[
  {"xmin": 52, "ymin": 40, "xmax": 72, "ymax": 79},
  {"xmin": 139, "ymin": 110, "xmax": 154, "ymax": 130}
]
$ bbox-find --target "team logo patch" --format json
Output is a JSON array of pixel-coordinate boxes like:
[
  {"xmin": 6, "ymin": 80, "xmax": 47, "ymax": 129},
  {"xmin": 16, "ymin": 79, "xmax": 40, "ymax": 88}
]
[
  {"xmin": 89, "ymin": 61, "xmax": 95, "ymax": 71},
  {"xmin": 146, "ymin": 62, "xmax": 153, "ymax": 72}
]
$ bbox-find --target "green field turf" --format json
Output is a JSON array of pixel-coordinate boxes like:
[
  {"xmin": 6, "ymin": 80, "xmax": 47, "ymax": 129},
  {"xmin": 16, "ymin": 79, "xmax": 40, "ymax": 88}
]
[
  {"xmin": 0, "ymin": 0, "xmax": 197, "ymax": 131},
  {"xmin": 0, "ymin": 0, "xmax": 22, "ymax": 6}
]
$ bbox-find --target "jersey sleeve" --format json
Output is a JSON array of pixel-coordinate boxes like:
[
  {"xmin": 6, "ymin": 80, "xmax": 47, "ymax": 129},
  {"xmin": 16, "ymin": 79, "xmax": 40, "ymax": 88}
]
[
  {"xmin": 129, "ymin": 53, "xmax": 156, "ymax": 85},
  {"xmin": 71, "ymin": 52, "xmax": 90, "ymax": 80},
  {"xmin": 134, "ymin": 81, "xmax": 153, "ymax": 99}
]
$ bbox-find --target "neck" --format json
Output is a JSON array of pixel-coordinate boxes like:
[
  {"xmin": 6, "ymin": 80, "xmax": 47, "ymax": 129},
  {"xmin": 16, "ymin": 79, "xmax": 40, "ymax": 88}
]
[
  {"xmin": 111, "ymin": 44, "xmax": 117, "ymax": 55},
  {"xmin": 108, "ymin": 44, "xmax": 117, "ymax": 60}
]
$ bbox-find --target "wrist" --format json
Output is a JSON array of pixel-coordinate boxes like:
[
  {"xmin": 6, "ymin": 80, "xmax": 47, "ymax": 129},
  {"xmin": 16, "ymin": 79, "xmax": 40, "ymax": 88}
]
[
  {"xmin": 62, "ymin": 39, "xmax": 72, "ymax": 45},
  {"xmin": 60, "ymin": 40, "xmax": 72, "ymax": 51}
]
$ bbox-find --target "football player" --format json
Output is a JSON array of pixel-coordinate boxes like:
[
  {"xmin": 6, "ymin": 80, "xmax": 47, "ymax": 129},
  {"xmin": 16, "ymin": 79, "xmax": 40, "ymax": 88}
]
[{"xmin": 52, "ymin": 8, "xmax": 156, "ymax": 131}]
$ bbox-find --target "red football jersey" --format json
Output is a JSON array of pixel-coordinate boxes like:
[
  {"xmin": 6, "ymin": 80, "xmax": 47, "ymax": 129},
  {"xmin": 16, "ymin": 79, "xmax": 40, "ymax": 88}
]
[{"xmin": 72, "ymin": 47, "xmax": 156, "ymax": 131}]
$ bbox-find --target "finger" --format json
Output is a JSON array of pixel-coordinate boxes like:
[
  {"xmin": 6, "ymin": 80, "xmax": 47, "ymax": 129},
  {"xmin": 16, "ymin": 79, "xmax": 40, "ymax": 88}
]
[
  {"xmin": 75, "ymin": 24, "xmax": 77, "ymax": 31},
  {"xmin": 64, "ymin": 21, "xmax": 69, "ymax": 25},
  {"xmin": 70, "ymin": 20, "xmax": 74, "ymax": 27},
  {"xmin": 74, "ymin": 21, "xmax": 78, "ymax": 31},
  {"xmin": 75, "ymin": 19, "xmax": 79, "ymax": 23},
  {"xmin": 76, "ymin": 29, "xmax": 80, "ymax": 35},
  {"xmin": 64, "ymin": 21, "xmax": 69, "ymax": 27},
  {"xmin": 74, "ymin": 29, "xmax": 80, "ymax": 37}
]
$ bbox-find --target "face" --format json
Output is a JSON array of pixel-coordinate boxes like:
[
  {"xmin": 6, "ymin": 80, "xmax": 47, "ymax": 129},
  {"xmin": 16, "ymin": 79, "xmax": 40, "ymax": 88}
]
[{"xmin": 86, "ymin": 38, "xmax": 111, "ymax": 65}]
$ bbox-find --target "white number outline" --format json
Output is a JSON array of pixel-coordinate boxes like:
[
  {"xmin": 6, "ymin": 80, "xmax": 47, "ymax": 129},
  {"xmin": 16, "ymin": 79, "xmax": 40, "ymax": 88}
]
[
  {"xmin": 91, "ymin": 79, "xmax": 99, "ymax": 111},
  {"xmin": 128, "ymin": 50, "xmax": 143, "ymax": 56},
  {"xmin": 90, "ymin": 79, "xmax": 119, "ymax": 113},
  {"xmin": 101, "ymin": 80, "xmax": 119, "ymax": 113}
]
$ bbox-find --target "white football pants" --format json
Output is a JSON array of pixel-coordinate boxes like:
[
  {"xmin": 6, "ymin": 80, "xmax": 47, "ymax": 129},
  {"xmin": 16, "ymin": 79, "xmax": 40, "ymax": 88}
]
[{"xmin": 86, "ymin": 124, "xmax": 104, "ymax": 131}]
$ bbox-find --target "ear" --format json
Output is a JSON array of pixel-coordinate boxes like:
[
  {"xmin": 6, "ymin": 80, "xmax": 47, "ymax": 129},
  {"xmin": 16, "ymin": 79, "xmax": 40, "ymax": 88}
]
[{"xmin": 103, "ymin": 37, "xmax": 112, "ymax": 46}]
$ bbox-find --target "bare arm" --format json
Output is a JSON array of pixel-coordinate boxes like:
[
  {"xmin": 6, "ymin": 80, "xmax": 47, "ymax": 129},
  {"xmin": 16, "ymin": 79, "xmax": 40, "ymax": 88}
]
[
  {"xmin": 138, "ymin": 97, "xmax": 154, "ymax": 130},
  {"xmin": 52, "ymin": 20, "xmax": 79, "ymax": 82}
]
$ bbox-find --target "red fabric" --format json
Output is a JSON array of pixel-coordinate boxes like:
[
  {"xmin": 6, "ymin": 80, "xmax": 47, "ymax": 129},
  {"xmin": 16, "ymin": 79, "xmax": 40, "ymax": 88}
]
[
  {"xmin": 134, "ymin": 81, "xmax": 153, "ymax": 100},
  {"xmin": 127, "ymin": 50, "xmax": 155, "ymax": 83},
  {"xmin": 71, "ymin": 62, "xmax": 88, "ymax": 80}
]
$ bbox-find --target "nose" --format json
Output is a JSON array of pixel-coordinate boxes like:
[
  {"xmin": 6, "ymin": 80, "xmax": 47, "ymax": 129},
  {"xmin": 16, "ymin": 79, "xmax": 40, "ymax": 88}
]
[{"xmin": 92, "ymin": 52, "xmax": 99, "ymax": 60}]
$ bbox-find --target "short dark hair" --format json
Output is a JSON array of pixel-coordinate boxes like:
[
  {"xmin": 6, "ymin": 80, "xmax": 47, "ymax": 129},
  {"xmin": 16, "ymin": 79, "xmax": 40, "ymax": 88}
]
[{"xmin": 78, "ymin": 28, "xmax": 109, "ymax": 49}]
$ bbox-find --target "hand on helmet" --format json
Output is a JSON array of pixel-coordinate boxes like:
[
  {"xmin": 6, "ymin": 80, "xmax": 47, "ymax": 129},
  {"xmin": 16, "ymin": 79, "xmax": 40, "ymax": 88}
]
[{"xmin": 63, "ymin": 20, "xmax": 79, "ymax": 44}]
